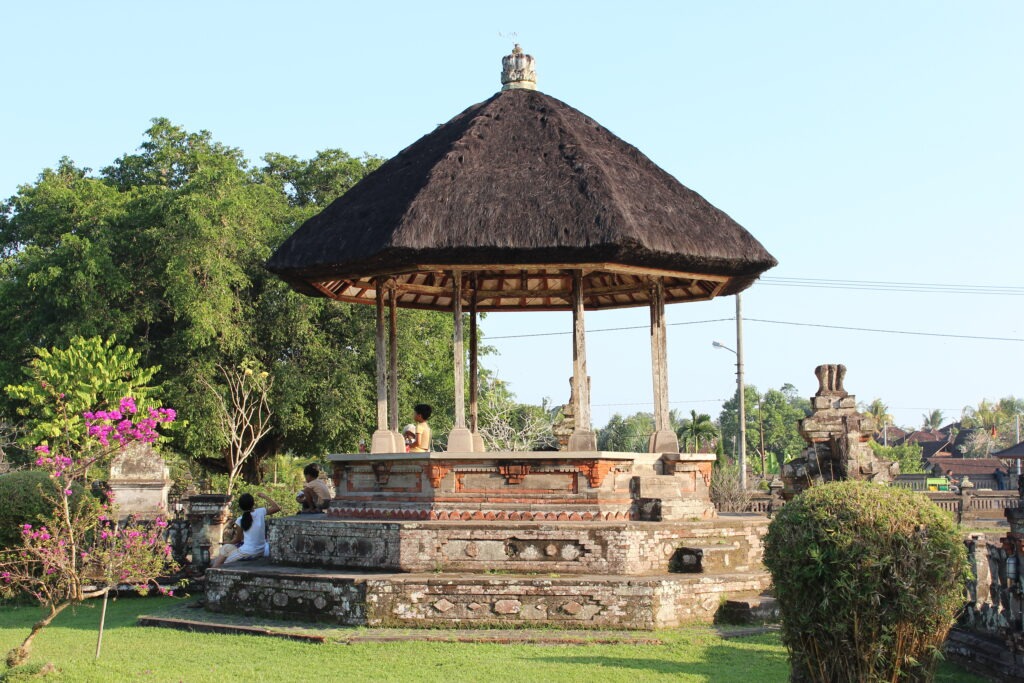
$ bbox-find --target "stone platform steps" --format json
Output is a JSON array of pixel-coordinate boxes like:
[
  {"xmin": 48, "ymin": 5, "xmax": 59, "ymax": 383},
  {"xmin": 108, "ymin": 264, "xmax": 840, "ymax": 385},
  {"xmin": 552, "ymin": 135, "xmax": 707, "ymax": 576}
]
[{"xmin": 206, "ymin": 561, "xmax": 771, "ymax": 630}]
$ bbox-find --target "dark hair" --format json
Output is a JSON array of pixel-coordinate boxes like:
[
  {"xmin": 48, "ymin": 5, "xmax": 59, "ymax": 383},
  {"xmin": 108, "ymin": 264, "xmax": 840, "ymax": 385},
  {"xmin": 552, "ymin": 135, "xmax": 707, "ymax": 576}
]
[
  {"xmin": 303, "ymin": 463, "xmax": 320, "ymax": 479},
  {"xmin": 239, "ymin": 493, "xmax": 255, "ymax": 532},
  {"xmin": 414, "ymin": 403, "xmax": 433, "ymax": 420}
]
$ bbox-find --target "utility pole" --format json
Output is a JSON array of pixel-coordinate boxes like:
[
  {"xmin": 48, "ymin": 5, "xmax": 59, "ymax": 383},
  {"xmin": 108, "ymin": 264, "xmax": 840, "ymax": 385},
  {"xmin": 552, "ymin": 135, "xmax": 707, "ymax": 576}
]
[{"xmin": 736, "ymin": 293, "xmax": 746, "ymax": 490}]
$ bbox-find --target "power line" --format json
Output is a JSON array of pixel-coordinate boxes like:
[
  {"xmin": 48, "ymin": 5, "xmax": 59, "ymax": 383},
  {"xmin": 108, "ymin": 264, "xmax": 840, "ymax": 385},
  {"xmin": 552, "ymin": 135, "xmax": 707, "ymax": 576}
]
[
  {"xmin": 745, "ymin": 317, "xmax": 1024, "ymax": 343},
  {"xmin": 760, "ymin": 276, "xmax": 1024, "ymax": 296},
  {"xmin": 486, "ymin": 317, "xmax": 732, "ymax": 339},
  {"xmin": 487, "ymin": 316, "xmax": 1023, "ymax": 343}
]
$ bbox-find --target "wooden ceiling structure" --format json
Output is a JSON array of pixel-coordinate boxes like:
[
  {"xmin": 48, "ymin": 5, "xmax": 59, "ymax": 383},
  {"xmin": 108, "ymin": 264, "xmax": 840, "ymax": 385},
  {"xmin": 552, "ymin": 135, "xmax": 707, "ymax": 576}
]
[{"xmin": 308, "ymin": 266, "xmax": 728, "ymax": 312}]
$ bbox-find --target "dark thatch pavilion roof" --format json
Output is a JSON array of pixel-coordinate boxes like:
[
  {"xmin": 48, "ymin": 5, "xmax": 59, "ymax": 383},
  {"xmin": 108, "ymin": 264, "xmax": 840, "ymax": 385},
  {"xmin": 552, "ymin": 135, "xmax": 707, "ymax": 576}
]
[{"xmin": 267, "ymin": 86, "xmax": 777, "ymax": 311}]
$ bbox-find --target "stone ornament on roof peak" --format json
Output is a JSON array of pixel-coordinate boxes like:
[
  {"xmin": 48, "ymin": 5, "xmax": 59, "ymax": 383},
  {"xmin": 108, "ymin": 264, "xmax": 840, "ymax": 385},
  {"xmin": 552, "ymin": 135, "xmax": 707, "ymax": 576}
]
[{"xmin": 501, "ymin": 44, "xmax": 536, "ymax": 91}]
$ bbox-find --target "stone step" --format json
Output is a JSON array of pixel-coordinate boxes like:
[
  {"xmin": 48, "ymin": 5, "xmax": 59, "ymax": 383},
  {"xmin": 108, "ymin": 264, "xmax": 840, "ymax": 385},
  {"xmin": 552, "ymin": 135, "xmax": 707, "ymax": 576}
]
[
  {"xmin": 205, "ymin": 561, "xmax": 772, "ymax": 629},
  {"xmin": 668, "ymin": 542, "xmax": 753, "ymax": 573},
  {"xmin": 716, "ymin": 593, "xmax": 780, "ymax": 625}
]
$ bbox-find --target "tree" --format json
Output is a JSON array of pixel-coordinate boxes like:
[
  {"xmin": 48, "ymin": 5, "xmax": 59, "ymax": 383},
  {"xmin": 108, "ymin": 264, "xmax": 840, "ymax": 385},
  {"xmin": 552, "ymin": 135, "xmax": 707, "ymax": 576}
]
[
  {"xmin": 0, "ymin": 119, "xmax": 458, "ymax": 478},
  {"xmin": 870, "ymin": 440, "xmax": 926, "ymax": 474},
  {"xmin": 477, "ymin": 378, "xmax": 555, "ymax": 452},
  {"xmin": 861, "ymin": 398, "xmax": 894, "ymax": 443},
  {"xmin": 200, "ymin": 362, "xmax": 274, "ymax": 494},
  {"xmin": 0, "ymin": 392, "xmax": 175, "ymax": 667},
  {"xmin": 719, "ymin": 383, "xmax": 809, "ymax": 477},
  {"xmin": 4, "ymin": 336, "xmax": 160, "ymax": 461},
  {"xmin": 756, "ymin": 385, "xmax": 811, "ymax": 474},
  {"xmin": 677, "ymin": 410, "xmax": 718, "ymax": 453},
  {"xmin": 921, "ymin": 409, "xmax": 944, "ymax": 431},
  {"xmin": 598, "ymin": 412, "xmax": 654, "ymax": 452}
]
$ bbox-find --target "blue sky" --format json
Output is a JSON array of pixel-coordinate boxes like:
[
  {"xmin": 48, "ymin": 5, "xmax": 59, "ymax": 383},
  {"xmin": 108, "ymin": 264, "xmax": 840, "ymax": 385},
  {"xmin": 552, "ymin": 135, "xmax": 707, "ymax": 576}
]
[{"xmin": 2, "ymin": 1, "xmax": 1022, "ymax": 430}]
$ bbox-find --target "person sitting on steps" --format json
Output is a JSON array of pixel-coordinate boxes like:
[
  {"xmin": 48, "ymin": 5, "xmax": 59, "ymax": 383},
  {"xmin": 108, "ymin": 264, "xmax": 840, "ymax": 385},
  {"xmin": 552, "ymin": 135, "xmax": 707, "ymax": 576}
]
[
  {"xmin": 211, "ymin": 491, "xmax": 281, "ymax": 568},
  {"xmin": 296, "ymin": 463, "xmax": 333, "ymax": 514}
]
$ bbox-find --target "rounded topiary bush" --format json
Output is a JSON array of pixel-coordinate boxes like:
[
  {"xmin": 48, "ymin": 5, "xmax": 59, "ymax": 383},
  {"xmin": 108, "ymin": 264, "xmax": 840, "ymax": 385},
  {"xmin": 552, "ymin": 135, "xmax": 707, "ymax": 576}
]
[
  {"xmin": 764, "ymin": 481, "xmax": 969, "ymax": 682},
  {"xmin": 0, "ymin": 470, "xmax": 74, "ymax": 548}
]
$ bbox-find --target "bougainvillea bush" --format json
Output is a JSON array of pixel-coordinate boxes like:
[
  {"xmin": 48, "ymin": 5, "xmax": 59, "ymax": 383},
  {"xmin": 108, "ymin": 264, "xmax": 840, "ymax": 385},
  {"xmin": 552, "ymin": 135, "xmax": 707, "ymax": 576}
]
[
  {"xmin": 0, "ymin": 394, "xmax": 176, "ymax": 666},
  {"xmin": 763, "ymin": 481, "xmax": 969, "ymax": 683}
]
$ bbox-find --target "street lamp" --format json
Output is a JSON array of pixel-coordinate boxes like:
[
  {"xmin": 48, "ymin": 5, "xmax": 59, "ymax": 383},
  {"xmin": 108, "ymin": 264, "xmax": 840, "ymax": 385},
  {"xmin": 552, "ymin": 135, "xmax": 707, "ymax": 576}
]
[{"xmin": 713, "ymin": 305, "xmax": 747, "ymax": 490}]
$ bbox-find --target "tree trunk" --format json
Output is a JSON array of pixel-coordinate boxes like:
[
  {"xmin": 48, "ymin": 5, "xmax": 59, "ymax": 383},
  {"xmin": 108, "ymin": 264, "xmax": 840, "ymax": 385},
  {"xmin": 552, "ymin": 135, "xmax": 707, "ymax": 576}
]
[{"xmin": 6, "ymin": 600, "xmax": 72, "ymax": 667}]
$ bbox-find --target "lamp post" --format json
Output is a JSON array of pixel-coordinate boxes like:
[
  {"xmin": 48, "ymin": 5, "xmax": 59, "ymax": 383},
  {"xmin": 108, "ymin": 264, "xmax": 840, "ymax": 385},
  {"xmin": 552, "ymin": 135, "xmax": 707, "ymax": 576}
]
[{"xmin": 713, "ymin": 334, "xmax": 746, "ymax": 490}]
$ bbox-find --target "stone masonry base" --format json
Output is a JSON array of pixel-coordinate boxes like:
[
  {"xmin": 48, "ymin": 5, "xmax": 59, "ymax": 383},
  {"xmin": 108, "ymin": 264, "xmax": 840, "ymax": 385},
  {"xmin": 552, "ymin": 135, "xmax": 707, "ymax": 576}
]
[{"xmin": 205, "ymin": 563, "xmax": 771, "ymax": 630}]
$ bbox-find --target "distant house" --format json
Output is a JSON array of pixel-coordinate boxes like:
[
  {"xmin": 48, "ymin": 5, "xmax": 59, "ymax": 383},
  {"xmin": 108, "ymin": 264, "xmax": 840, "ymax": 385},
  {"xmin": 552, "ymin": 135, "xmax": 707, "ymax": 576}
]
[
  {"xmin": 992, "ymin": 441, "xmax": 1024, "ymax": 460},
  {"xmin": 926, "ymin": 456, "xmax": 1009, "ymax": 490}
]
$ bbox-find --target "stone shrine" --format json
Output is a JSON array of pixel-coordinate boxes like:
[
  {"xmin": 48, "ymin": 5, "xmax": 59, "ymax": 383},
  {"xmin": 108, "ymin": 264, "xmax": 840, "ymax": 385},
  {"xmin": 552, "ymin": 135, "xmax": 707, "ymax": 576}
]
[
  {"xmin": 107, "ymin": 441, "xmax": 173, "ymax": 519},
  {"xmin": 781, "ymin": 364, "xmax": 898, "ymax": 498}
]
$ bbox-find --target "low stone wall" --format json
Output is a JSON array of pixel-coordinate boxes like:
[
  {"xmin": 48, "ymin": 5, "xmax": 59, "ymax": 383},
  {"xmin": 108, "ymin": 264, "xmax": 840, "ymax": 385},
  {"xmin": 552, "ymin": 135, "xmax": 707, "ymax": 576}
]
[
  {"xmin": 737, "ymin": 488, "xmax": 1020, "ymax": 523},
  {"xmin": 205, "ymin": 563, "xmax": 771, "ymax": 629},
  {"xmin": 267, "ymin": 515, "xmax": 768, "ymax": 575}
]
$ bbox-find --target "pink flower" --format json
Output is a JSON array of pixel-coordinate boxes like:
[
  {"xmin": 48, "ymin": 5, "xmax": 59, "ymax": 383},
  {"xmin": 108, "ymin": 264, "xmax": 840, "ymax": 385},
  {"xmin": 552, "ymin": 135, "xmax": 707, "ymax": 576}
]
[
  {"xmin": 120, "ymin": 396, "xmax": 138, "ymax": 414},
  {"xmin": 34, "ymin": 444, "xmax": 50, "ymax": 455}
]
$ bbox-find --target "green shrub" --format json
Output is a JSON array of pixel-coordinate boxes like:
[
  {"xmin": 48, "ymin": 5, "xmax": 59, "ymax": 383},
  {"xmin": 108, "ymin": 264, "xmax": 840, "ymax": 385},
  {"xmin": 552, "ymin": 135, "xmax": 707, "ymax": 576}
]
[
  {"xmin": 763, "ymin": 481, "xmax": 969, "ymax": 682},
  {"xmin": 0, "ymin": 471, "xmax": 67, "ymax": 548}
]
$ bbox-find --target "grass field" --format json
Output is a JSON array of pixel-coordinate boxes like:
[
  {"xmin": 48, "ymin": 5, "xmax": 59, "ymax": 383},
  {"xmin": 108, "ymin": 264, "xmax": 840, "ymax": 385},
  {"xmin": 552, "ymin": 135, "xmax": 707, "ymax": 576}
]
[{"xmin": 0, "ymin": 597, "xmax": 987, "ymax": 683}]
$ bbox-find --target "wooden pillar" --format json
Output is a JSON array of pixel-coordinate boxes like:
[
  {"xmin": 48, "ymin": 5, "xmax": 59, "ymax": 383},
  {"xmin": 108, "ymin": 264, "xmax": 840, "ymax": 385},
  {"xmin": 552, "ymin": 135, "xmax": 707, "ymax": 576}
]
[
  {"xmin": 448, "ymin": 270, "xmax": 473, "ymax": 452},
  {"xmin": 469, "ymin": 277, "xmax": 485, "ymax": 452},
  {"xmin": 388, "ymin": 282, "xmax": 402, "ymax": 448},
  {"xmin": 568, "ymin": 270, "xmax": 597, "ymax": 451},
  {"xmin": 648, "ymin": 279, "xmax": 679, "ymax": 453},
  {"xmin": 370, "ymin": 278, "xmax": 395, "ymax": 453}
]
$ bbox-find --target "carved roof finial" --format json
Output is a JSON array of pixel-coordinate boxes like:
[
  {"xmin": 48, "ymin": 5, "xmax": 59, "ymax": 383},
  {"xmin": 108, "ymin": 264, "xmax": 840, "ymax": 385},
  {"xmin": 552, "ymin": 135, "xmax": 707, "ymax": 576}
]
[{"xmin": 501, "ymin": 44, "xmax": 536, "ymax": 91}]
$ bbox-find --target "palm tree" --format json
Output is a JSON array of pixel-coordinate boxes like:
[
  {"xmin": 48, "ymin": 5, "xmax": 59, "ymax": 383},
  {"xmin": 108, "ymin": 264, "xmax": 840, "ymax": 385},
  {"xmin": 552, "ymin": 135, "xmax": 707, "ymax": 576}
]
[
  {"xmin": 962, "ymin": 399, "xmax": 1005, "ymax": 438},
  {"xmin": 862, "ymin": 399, "xmax": 894, "ymax": 444},
  {"xmin": 677, "ymin": 410, "xmax": 719, "ymax": 453},
  {"xmin": 921, "ymin": 409, "xmax": 944, "ymax": 431}
]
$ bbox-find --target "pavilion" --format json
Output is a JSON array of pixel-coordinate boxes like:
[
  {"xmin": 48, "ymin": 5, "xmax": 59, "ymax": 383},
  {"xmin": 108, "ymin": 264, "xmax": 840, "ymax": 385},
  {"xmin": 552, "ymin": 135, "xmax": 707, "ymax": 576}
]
[{"xmin": 267, "ymin": 45, "xmax": 776, "ymax": 459}]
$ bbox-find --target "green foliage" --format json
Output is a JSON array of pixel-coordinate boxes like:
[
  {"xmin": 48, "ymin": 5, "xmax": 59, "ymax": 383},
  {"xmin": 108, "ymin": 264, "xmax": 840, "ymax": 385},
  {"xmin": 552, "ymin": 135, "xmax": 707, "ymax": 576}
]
[
  {"xmin": 0, "ymin": 472, "xmax": 74, "ymax": 548},
  {"xmin": 870, "ymin": 440, "xmax": 926, "ymax": 474},
  {"xmin": 764, "ymin": 481, "xmax": 970, "ymax": 682},
  {"xmin": 677, "ymin": 410, "xmax": 718, "ymax": 453},
  {"xmin": 4, "ymin": 337, "xmax": 159, "ymax": 455},
  {"xmin": 719, "ymin": 383, "xmax": 810, "ymax": 475},
  {"xmin": 0, "ymin": 119, "xmax": 458, "ymax": 477},
  {"xmin": 598, "ymin": 412, "xmax": 654, "ymax": 452}
]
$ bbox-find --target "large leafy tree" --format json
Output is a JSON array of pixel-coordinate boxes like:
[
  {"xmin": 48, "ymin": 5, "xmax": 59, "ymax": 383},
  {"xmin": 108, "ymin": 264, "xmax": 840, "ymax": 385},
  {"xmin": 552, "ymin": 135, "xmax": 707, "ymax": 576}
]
[{"xmin": 0, "ymin": 119, "xmax": 457, "ymax": 478}]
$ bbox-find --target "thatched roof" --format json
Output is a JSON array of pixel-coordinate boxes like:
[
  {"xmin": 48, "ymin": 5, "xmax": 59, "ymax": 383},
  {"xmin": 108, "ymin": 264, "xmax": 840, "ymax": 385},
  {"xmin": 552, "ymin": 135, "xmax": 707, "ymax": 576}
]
[{"xmin": 267, "ymin": 86, "xmax": 777, "ymax": 311}]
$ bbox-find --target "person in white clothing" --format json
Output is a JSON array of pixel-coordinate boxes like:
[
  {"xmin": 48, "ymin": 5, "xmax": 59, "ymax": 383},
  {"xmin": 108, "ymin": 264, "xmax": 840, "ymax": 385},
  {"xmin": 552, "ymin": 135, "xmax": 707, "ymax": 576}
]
[{"xmin": 211, "ymin": 491, "xmax": 281, "ymax": 568}]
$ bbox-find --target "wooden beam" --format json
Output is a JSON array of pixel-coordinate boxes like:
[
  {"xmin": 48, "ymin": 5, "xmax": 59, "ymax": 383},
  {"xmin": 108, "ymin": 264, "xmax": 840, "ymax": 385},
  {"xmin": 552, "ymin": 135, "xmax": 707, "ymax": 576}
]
[{"xmin": 388, "ymin": 280, "xmax": 399, "ymax": 434}]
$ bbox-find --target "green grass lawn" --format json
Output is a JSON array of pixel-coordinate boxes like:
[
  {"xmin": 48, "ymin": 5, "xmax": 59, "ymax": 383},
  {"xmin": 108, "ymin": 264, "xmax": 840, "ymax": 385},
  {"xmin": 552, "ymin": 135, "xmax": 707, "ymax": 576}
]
[{"xmin": 0, "ymin": 597, "xmax": 985, "ymax": 683}]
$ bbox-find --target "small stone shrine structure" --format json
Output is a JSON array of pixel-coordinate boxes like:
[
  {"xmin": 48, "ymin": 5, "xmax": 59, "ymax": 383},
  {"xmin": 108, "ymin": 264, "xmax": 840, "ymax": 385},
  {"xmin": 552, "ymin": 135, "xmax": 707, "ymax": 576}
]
[
  {"xmin": 206, "ymin": 46, "xmax": 778, "ymax": 629},
  {"xmin": 947, "ymin": 502, "xmax": 1024, "ymax": 679},
  {"xmin": 107, "ymin": 442, "xmax": 173, "ymax": 519},
  {"xmin": 781, "ymin": 364, "xmax": 898, "ymax": 498}
]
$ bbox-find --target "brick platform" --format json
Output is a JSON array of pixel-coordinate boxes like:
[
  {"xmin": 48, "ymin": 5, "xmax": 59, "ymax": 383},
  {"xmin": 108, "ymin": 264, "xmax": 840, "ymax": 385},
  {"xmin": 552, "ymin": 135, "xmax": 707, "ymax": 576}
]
[
  {"xmin": 326, "ymin": 451, "xmax": 718, "ymax": 522},
  {"xmin": 205, "ymin": 562, "xmax": 771, "ymax": 629}
]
